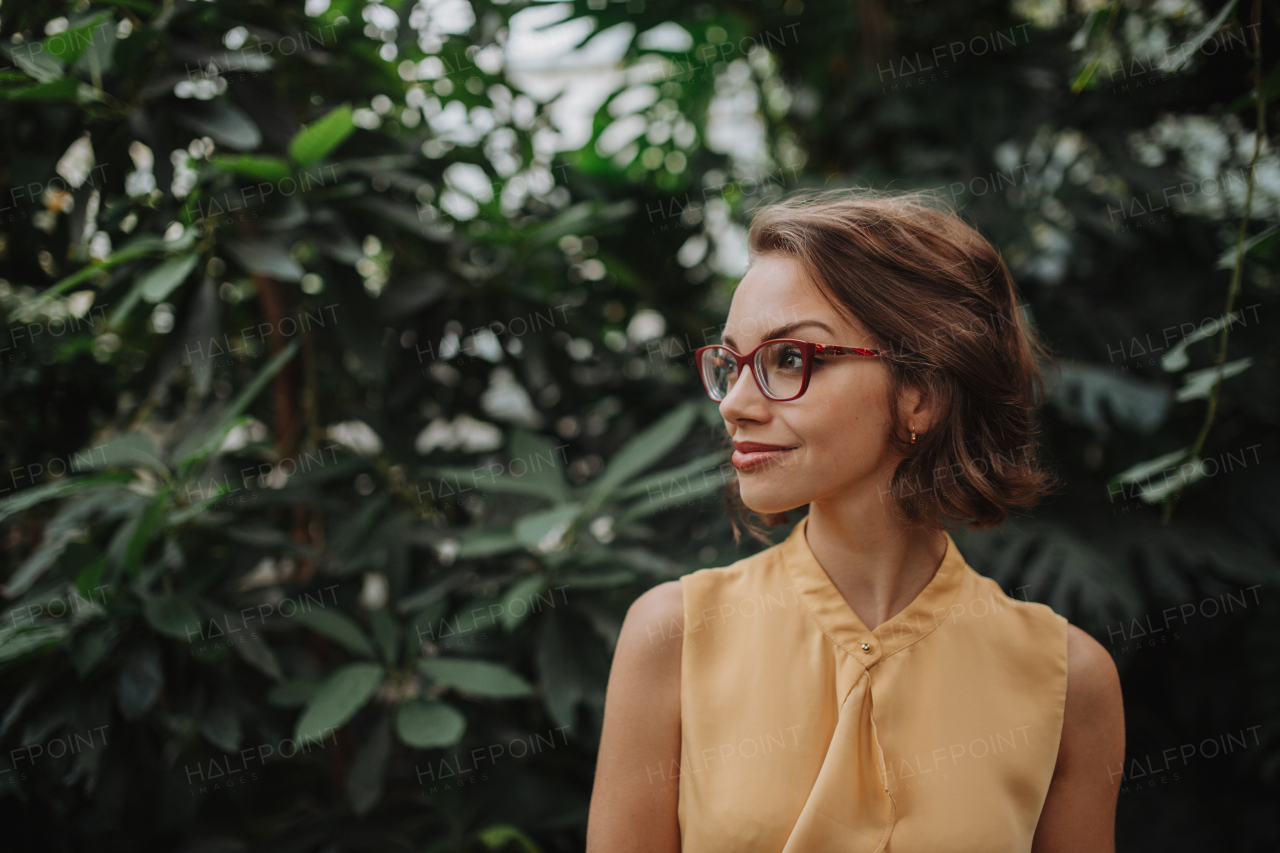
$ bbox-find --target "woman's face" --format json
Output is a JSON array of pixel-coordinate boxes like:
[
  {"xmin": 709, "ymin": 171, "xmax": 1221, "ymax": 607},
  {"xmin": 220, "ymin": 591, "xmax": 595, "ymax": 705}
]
[{"xmin": 718, "ymin": 254, "xmax": 908, "ymax": 515}]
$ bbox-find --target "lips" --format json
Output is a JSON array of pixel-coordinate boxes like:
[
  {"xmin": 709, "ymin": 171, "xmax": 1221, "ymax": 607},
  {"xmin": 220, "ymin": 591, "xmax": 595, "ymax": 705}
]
[{"xmin": 731, "ymin": 441, "xmax": 798, "ymax": 472}]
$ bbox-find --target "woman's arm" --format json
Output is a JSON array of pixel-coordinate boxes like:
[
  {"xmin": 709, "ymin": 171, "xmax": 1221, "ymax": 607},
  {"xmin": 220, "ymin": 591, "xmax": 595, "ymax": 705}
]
[
  {"xmin": 586, "ymin": 580, "xmax": 685, "ymax": 853},
  {"xmin": 1031, "ymin": 624, "xmax": 1126, "ymax": 852}
]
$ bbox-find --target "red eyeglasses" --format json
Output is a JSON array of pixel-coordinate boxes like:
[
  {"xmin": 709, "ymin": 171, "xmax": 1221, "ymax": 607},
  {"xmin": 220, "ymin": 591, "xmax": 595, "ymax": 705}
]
[{"xmin": 694, "ymin": 338, "xmax": 883, "ymax": 402}]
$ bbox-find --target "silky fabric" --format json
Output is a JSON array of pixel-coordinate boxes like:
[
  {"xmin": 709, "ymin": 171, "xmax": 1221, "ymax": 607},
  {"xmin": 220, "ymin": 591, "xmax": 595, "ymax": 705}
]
[{"xmin": 676, "ymin": 516, "xmax": 1068, "ymax": 852}]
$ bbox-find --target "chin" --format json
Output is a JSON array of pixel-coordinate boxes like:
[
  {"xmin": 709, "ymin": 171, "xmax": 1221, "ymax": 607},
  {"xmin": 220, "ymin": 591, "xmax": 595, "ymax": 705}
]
[{"xmin": 737, "ymin": 479, "xmax": 810, "ymax": 516}]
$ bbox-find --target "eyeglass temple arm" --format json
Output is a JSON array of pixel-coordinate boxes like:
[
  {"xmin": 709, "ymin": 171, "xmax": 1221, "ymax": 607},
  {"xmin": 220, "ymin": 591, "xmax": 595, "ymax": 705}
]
[{"xmin": 815, "ymin": 344, "xmax": 882, "ymax": 357}]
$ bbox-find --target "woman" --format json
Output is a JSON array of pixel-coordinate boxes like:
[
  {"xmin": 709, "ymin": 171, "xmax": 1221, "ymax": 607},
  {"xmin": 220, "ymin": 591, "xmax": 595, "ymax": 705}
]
[{"xmin": 585, "ymin": 190, "xmax": 1125, "ymax": 852}]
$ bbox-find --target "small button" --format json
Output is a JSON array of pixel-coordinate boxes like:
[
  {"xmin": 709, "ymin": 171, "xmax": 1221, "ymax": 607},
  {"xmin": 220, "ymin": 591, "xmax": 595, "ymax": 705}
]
[{"xmin": 861, "ymin": 643, "xmax": 871, "ymax": 651}]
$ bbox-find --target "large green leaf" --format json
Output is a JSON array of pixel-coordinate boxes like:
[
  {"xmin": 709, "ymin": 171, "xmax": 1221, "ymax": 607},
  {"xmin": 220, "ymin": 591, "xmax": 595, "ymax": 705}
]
[
  {"xmin": 212, "ymin": 154, "xmax": 292, "ymax": 182},
  {"xmin": 0, "ymin": 471, "xmax": 133, "ymax": 523},
  {"xmin": 289, "ymin": 104, "xmax": 355, "ymax": 167},
  {"xmin": 584, "ymin": 402, "xmax": 698, "ymax": 508},
  {"xmin": 394, "ymin": 698, "xmax": 466, "ymax": 748},
  {"xmin": 505, "ymin": 428, "xmax": 570, "ymax": 503},
  {"xmin": 295, "ymin": 607, "xmax": 377, "ymax": 658},
  {"xmin": 417, "ymin": 657, "xmax": 534, "ymax": 699},
  {"xmin": 0, "ymin": 625, "xmax": 69, "ymax": 663},
  {"xmin": 223, "ymin": 238, "xmax": 305, "ymax": 281},
  {"xmin": 138, "ymin": 252, "xmax": 200, "ymax": 303},
  {"xmin": 293, "ymin": 662, "xmax": 385, "ymax": 744},
  {"xmin": 84, "ymin": 431, "xmax": 170, "ymax": 476},
  {"xmin": 457, "ymin": 528, "xmax": 524, "ymax": 559},
  {"xmin": 513, "ymin": 503, "xmax": 582, "ymax": 551},
  {"xmin": 613, "ymin": 450, "xmax": 730, "ymax": 501},
  {"xmin": 499, "ymin": 573, "xmax": 547, "ymax": 632},
  {"xmin": 173, "ymin": 339, "xmax": 300, "ymax": 467}
]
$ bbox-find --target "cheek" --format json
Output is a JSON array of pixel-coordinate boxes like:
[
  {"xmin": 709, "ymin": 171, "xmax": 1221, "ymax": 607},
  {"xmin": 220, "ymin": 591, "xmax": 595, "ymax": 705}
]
[{"xmin": 797, "ymin": 378, "xmax": 890, "ymax": 451}]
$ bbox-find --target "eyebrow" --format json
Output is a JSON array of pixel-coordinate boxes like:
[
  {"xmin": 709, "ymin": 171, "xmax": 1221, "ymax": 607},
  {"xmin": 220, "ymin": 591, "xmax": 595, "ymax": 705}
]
[{"xmin": 723, "ymin": 320, "xmax": 838, "ymax": 350}]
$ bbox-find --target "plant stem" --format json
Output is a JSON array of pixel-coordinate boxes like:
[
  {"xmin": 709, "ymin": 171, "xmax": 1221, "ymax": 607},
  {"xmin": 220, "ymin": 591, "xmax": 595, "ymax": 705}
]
[{"xmin": 1163, "ymin": 0, "xmax": 1265, "ymax": 524}]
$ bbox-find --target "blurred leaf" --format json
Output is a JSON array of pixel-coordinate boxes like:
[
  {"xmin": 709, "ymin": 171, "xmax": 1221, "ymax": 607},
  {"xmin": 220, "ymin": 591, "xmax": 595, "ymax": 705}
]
[
  {"xmin": 506, "ymin": 429, "xmax": 570, "ymax": 503},
  {"xmin": 121, "ymin": 489, "xmax": 171, "ymax": 576},
  {"xmin": 295, "ymin": 607, "xmax": 377, "ymax": 658},
  {"xmin": 417, "ymin": 657, "xmax": 533, "ymax": 699},
  {"xmin": 34, "ymin": 233, "xmax": 167, "ymax": 303},
  {"xmin": 560, "ymin": 570, "xmax": 635, "ymax": 589},
  {"xmin": 584, "ymin": 402, "xmax": 698, "ymax": 508},
  {"xmin": 143, "ymin": 594, "xmax": 202, "ymax": 642},
  {"xmin": 267, "ymin": 676, "xmax": 323, "ymax": 708},
  {"xmin": 211, "ymin": 154, "xmax": 292, "ymax": 182},
  {"xmin": 369, "ymin": 608, "xmax": 399, "ymax": 664},
  {"xmin": 457, "ymin": 528, "xmax": 523, "ymax": 560},
  {"xmin": 346, "ymin": 715, "xmax": 391, "ymax": 815},
  {"xmin": 613, "ymin": 451, "xmax": 729, "ymax": 501},
  {"xmin": 173, "ymin": 99, "xmax": 262, "ymax": 150},
  {"xmin": 223, "ymin": 238, "xmax": 305, "ymax": 282},
  {"xmin": 477, "ymin": 824, "xmax": 542, "ymax": 852},
  {"xmin": 394, "ymin": 698, "xmax": 466, "ymax": 748},
  {"xmin": 513, "ymin": 504, "xmax": 582, "ymax": 550},
  {"xmin": 290, "ymin": 103, "xmax": 355, "ymax": 166},
  {"xmin": 329, "ymin": 494, "xmax": 391, "ymax": 564},
  {"xmin": 173, "ymin": 339, "xmax": 300, "ymax": 466},
  {"xmin": 1047, "ymin": 363, "xmax": 1172, "ymax": 435},
  {"xmin": 138, "ymin": 252, "xmax": 200, "ymax": 303},
  {"xmin": 1163, "ymin": 0, "xmax": 1239, "ymax": 73},
  {"xmin": 192, "ymin": 601, "xmax": 284, "ymax": 680},
  {"xmin": 70, "ymin": 623, "xmax": 116, "ymax": 678},
  {"xmin": 85, "ymin": 431, "xmax": 170, "ymax": 475},
  {"xmin": 1214, "ymin": 223, "xmax": 1280, "ymax": 269},
  {"xmin": 0, "ymin": 78, "xmax": 80, "ymax": 101},
  {"xmin": 294, "ymin": 662, "xmax": 385, "ymax": 744},
  {"xmin": 44, "ymin": 13, "xmax": 112, "ymax": 65},
  {"xmin": 4, "ymin": 531, "xmax": 74, "ymax": 597},
  {"xmin": 499, "ymin": 574, "xmax": 546, "ymax": 632},
  {"xmin": 198, "ymin": 701, "xmax": 242, "ymax": 752},
  {"xmin": 0, "ymin": 471, "xmax": 133, "ymax": 523},
  {"xmin": 0, "ymin": 625, "xmax": 69, "ymax": 664},
  {"xmin": 1175, "ymin": 358, "xmax": 1253, "ymax": 403},
  {"xmin": 0, "ymin": 41, "xmax": 64, "ymax": 83},
  {"xmin": 117, "ymin": 643, "xmax": 163, "ymax": 720},
  {"xmin": 536, "ymin": 615, "xmax": 583, "ymax": 732}
]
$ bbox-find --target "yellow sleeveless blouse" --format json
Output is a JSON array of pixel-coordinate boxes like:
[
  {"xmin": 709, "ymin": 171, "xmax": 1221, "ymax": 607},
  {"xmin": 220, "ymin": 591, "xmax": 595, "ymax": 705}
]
[{"xmin": 676, "ymin": 516, "xmax": 1068, "ymax": 852}]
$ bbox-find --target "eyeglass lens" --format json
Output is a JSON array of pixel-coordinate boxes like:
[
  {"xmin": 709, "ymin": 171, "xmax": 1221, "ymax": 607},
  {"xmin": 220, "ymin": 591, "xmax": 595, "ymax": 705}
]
[{"xmin": 700, "ymin": 342, "xmax": 807, "ymax": 400}]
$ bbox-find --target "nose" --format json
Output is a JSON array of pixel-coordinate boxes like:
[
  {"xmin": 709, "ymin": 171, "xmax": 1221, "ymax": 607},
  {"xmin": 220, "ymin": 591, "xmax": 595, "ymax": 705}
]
[{"xmin": 718, "ymin": 357, "xmax": 770, "ymax": 425}]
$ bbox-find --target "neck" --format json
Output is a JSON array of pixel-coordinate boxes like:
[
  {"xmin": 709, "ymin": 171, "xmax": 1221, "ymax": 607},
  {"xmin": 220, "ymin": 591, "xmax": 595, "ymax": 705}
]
[{"xmin": 804, "ymin": 486, "xmax": 948, "ymax": 632}]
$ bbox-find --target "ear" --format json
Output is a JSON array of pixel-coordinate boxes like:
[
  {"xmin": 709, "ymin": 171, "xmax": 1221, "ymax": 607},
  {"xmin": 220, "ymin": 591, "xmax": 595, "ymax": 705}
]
[{"xmin": 897, "ymin": 381, "xmax": 938, "ymax": 435}]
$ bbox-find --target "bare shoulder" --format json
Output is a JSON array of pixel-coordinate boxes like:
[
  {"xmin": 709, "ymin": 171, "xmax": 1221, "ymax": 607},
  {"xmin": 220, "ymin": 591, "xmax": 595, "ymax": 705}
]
[
  {"xmin": 617, "ymin": 579, "xmax": 684, "ymax": 663},
  {"xmin": 587, "ymin": 580, "xmax": 685, "ymax": 853},
  {"xmin": 1064, "ymin": 623, "xmax": 1124, "ymax": 730},
  {"xmin": 1029, "ymin": 623, "xmax": 1125, "ymax": 852},
  {"xmin": 1055, "ymin": 623, "xmax": 1125, "ymax": 779}
]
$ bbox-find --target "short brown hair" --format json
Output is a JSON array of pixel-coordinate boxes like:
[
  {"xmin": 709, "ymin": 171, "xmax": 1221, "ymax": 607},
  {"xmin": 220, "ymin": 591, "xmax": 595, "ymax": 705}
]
[{"xmin": 723, "ymin": 187, "xmax": 1056, "ymax": 543}]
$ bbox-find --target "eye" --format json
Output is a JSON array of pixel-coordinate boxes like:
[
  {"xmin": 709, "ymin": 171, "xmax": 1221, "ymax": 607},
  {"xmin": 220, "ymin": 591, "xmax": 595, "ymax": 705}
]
[{"xmin": 773, "ymin": 346, "xmax": 804, "ymax": 370}]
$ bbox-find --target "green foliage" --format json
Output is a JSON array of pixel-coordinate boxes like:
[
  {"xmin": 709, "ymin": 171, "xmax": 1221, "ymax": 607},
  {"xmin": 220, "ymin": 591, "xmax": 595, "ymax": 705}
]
[{"xmin": 1, "ymin": 0, "xmax": 1278, "ymax": 850}]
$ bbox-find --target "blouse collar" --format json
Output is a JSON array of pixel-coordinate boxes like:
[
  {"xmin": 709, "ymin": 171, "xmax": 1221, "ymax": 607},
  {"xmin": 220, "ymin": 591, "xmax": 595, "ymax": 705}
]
[{"xmin": 779, "ymin": 514, "xmax": 967, "ymax": 665}]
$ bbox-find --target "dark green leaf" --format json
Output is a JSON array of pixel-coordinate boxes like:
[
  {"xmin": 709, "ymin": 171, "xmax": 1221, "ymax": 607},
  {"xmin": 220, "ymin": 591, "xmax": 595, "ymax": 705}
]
[
  {"xmin": 117, "ymin": 643, "xmax": 163, "ymax": 720},
  {"xmin": 295, "ymin": 607, "xmax": 377, "ymax": 658},
  {"xmin": 369, "ymin": 608, "xmax": 399, "ymax": 664},
  {"xmin": 417, "ymin": 657, "xmax": 533, "ymax": 699},
  {"xmin": 346, "ymin": 715, "xmax": 391, "ymax": 815},
  {"xmin": 294, "ymin": 662, "xmax": 385, "ymax": 744},
  {"xmin": 394, "ymin": 698, "xmax": 466, "ymax": 748},
  {"xmin": 290, "ymin": 104, "xmax": 355, "ymax": 166},
  {"xmin": 143, "ymin": 594, "xmax": 202, "ymax": 642}
]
